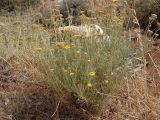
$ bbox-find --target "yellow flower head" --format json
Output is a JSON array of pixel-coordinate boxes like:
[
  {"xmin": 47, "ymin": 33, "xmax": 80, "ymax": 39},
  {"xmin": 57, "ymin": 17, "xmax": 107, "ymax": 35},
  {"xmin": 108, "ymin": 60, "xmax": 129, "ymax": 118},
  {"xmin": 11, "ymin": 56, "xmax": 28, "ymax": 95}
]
[
  {"xmin": 32, "ymin": 24, "xmax": 44, "ymax": 31},
  {"xmin": 88, "ymin": 72, "xmax": 96, "ymax": 77},
  {"xmin": 64, "ymin": 44, "xmax": 70, "ymax": 49},
  {"xmin": 57, "ymin": 42, "xmax": 65, "ymax": 47},
  {"xmin": 59, "ymin": 26, "xmax": 77, "ymax": 33},
  {"xmin": 32, "ymin": 13, "xmax": 42, "ymax": 18},
  {"xmin": 66, "ymin": 27, "xmax": 76, "ymax": 32},
  {"xmin": 111, "ymin": 0, "xmax": 117, "ymax": 3},
  {"xmin": 154, "ymin": 33, "xmax": 159, "ymax": 37},
  {"xmin": 117, "ymin": 22, "xmax": 123, "ymax": 26},
  {"xmin": 54, "ymin": 4, "xmax": 61, "ymax": 8},
  {"xmin": 35, "ymin": 47, "xmax": 42, "ymax": 52},
  {"xmin": 67, "ymin": 15, "xmax": 74, "ymax": 20},
  {"xmin": 87, "ymin": 60, "xmax": 91, "ymax": 63},
  {"xmin": 72, "ymin": 34, "xmax": 82, "ymax": 40},
  {"xmin": 147, "ymin": 30, "xmax": 153, "ymax": 34},
  {"xmin": 76, "ymin": 51, "xmax": 81, "ymax": 54},
  {"xmin": 56, "ymin": 42, "xmax": 70, "ymax": 49},
  {"xmin": 87, "ymin": 83, "xmax": 93, "ymax": 88},
  {"xmin": 69, "ymin": 72, "xmax": 75, "ymax": 76},
  {"xmin": 132, "ymin": 19, "xmax": 138, "ymax": 24},
  {"xmin": 32, "ymin": 24, "xmax": 40, "ymax": 29}
]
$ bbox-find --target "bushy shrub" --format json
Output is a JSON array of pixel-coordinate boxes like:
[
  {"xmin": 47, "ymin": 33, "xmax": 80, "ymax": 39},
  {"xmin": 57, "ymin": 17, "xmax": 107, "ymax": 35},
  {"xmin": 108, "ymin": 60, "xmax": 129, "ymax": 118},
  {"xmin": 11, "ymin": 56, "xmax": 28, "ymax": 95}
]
[{"xmin": 35, "ymin": 1, "xmax": 135, "ymax": 114}]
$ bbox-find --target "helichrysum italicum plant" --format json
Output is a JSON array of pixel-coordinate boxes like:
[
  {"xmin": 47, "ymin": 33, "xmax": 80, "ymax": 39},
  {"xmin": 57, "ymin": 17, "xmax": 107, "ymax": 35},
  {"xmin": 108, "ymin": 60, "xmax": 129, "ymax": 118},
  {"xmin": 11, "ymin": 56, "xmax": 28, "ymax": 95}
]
[
  {"xmin": 31, "ymin": 0, "xmax": 136, "ymax": 113},
  {"xmin": 0, "ymin": 0, "xmax": 137, "ymax": 114},
  {"xmin": 36, "ymin": 22, "xmax": 134, "ymax": 114}
]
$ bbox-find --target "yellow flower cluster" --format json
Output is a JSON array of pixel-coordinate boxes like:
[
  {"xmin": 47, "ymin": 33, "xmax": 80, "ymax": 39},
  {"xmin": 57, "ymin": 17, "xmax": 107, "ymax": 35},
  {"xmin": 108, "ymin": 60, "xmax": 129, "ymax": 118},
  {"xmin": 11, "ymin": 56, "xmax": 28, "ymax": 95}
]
[
  {"xmin": 147, "ymin": 30, "xmax": 153, "ymax": 34},
  {"xmin": 56, "ymin": 42, "xmax": 71, "ymax": 49},
  {"xmin": 62, "ymin": 27, "xmax": 76, "ymax": 33},
  {"xmin": 154, "ymin": 33, "xmax": 159, "ymax": 37},
  {"xmin": 88, "ymin": 72, "xmax": 96, "ymax": 77},
  {"xmin": 32, "ymin": 24, "xmax": 44, "ymax": 31},
  {"xmin": 111, "ymin": 0, "xmax": 117, "ymax": 3},
  {"xmin": 69, "ymin": 72, "xmax": 74, "ymax": 76},
  {"xmin": 35, "ymin": 48, "xmax": 43, "ymax": 52},
  {"xmin": 87, "ymin": 60, "xmax": 91, "ymax": 63},
  {"xmin": 32, "ymin": 13, "xmax": 42, "ymax": 18},
  {"xmin": 87, "ymin": 83, "xmax": 93, "ymax": 88},
  {"xmin": 71, "ymin": 34, "xmax": 83, "ymax": 40}
]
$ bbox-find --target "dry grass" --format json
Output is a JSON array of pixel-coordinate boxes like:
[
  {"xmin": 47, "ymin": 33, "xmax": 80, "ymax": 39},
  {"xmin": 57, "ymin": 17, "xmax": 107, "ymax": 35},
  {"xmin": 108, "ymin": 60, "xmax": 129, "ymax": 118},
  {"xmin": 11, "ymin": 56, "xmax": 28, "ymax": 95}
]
[{"xmin": 100, "ymin": 60, "xmax": 160, "ymax": 120}]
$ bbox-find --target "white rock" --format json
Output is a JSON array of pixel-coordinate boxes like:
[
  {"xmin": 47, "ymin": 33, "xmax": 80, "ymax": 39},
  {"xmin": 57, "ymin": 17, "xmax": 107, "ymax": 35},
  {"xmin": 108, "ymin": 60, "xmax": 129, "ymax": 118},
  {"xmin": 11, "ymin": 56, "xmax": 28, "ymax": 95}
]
[
  {"xmin": 58, "ymin": 24, "xmax": 110, "ymax": 43},
  {"xmin": 58, "ymin": 24, "xmax": 104, "ymax": 36}
]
